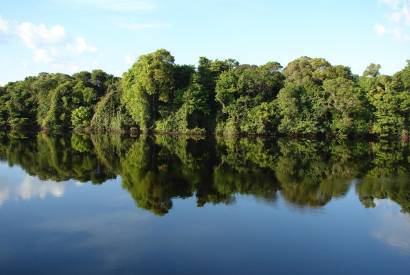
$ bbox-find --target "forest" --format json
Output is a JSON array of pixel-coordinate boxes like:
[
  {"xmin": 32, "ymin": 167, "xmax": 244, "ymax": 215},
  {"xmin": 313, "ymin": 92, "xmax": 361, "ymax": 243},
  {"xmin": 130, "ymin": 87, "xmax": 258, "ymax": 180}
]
[{"xmin": 1, "ymin": 49, "xmax": 410, "ymax": 139}]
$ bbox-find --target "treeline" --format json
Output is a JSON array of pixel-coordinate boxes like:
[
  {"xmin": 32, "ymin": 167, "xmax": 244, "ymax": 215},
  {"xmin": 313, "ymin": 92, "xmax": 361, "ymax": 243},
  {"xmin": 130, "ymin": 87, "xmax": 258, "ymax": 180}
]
[
  {"xmin": 1, "ymin": 49, "xmax": 410, "ymax": 138},
  {"xmin": 1, "ymin": 133, "xmax": 410, "ymax": 215}
]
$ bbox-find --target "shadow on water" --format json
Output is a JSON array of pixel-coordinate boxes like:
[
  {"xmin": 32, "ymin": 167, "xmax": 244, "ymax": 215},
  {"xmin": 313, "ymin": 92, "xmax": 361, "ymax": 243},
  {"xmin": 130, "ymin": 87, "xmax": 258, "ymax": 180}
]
[{"xmin": 0, "ymin": 132, "xmax": 410, "ymax": 215}]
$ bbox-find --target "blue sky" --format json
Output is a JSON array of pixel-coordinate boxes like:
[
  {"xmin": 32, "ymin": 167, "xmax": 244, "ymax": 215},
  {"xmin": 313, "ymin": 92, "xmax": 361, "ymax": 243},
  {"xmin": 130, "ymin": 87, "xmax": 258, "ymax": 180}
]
[{"xmin": 0, "ymin": 0, "xmax": 409, "ymax": 85}]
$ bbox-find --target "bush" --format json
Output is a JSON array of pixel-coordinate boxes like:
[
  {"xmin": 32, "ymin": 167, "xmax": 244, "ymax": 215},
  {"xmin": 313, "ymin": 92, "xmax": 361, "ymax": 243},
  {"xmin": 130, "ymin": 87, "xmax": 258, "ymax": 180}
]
[{"xmin": 71, "ymin": 106, "xmax": 92, "ymax": 129}]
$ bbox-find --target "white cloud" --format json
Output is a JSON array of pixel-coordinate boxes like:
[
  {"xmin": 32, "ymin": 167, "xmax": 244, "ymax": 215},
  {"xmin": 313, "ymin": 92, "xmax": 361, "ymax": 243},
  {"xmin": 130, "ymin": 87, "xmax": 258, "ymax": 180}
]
[
  {"xmin": 376, "ymin": 0, "xmax": 410, "ymax": 41},
  {"xmin": 0, "ymin": 174, "xmax": 66, "ymax": 206},
  {"xmin": 0, "ymin": 17, "xmax": 98, "ymax": 72},
  {"xmin": 380, "ymin": 0, "xmax": 401, "ymax": 8},
  {"xmin": 392, "ymin": 28, "xmax": 410, "ymax": 40},
  {"xmin": 388, "ymin": 11, "xmax": 403, "ymax": 22},
  {"xmin": 0, "ymin": 16, "xmax": 11, "ymax": 43},
  {"xmin": 16, "ymin": 22, "xmax": 66, "ymax": 49},
  {"xmin": 66, "ymin": 37, "xmax": 97, "ymax": 54},
  {"xmin": 375, "ymin": 24, "xmax": 387, "ymax": 35},
  {"xmin": 372, "ymin": 200, "xmax": 410, "ymax": 253},
  {"xmin": 18, "ymin": 175, "xmax": 65, "ymax": 200},
  {"xmin": 33, "ymin": 48, "xmax": 54, "ymax": 63},
  {"xmin": 0, "ymin": 16, "xmax": 8, "ymax": 33},
  {"xmin": 403, "ymin": 5, "xmax": 410, "ymax": 25}
]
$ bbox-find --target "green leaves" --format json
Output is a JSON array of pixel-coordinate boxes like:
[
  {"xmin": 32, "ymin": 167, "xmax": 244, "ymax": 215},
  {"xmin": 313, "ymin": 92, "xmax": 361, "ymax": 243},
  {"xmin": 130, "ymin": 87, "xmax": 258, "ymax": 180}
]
[
  {"xmin": 71, "ymin": 106, "xmax": 92, "ymax": 129},
  {"xmin": 323, "ymin": 77, "xmax": 369, "ymax": 137},
  {"xmin": 1, "ymin": 49, "xmax": 410, "ymax": 139},
  {"xmin": 363, "ymin": 73, "xmax": 410, "ymax": 139},
  {"xmin": 215, "ymin": 62, "xmax": 284, "ymax": 136},
  {"xmin": 122, "ymin": 49, "xmax": 175, "ymax": 132}
]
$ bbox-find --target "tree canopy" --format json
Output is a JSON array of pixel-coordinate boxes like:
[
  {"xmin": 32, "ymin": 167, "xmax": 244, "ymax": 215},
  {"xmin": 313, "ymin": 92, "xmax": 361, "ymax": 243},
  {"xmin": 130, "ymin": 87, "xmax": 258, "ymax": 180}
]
[{"xmin": 1, "ymin": 50, "xmax": 410, "ymax": 140}]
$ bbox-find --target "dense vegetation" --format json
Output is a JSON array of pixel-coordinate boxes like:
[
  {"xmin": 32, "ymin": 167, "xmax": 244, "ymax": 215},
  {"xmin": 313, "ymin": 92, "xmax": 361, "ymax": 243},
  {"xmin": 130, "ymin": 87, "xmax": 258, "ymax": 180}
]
[
  {"xmin": 1, "ymin": 49, "xmax": 410, "ymax": 139},
  {"xmin": 1, "ymin": 132, "xmax": 410, "ymax": 215}
]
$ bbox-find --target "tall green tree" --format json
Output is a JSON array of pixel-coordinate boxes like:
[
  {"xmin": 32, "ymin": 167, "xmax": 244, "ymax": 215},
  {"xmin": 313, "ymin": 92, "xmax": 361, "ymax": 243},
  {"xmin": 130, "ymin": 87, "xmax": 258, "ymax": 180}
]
[
  {"xmin": 323, "ymin": 77, "xmax": 369, "ymax": 137},
  {"xmin": 215, "ymin": 62, "xmax": 284, "ymax": 135},
  {"xmin": 5, "ymin": 80, "xmax": 37, "ymax": 130},
  {"xmin": 366, "ymin": 75, "xmax": 410, "ymax": 138},
  {"xmin": 122, "ymin": 49, "xmax": 175, "ymax": 132}
]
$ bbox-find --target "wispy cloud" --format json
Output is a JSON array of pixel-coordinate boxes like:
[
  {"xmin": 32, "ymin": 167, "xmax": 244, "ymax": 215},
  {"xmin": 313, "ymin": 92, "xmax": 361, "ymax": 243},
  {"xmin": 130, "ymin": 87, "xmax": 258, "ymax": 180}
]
[
  {"xmin": 0, "ymin": 16, "xmax": 8, "ymax": 33},
  {"xmin": 0, "ymin": 175, "xmax": 66, "ymax": 206},
  {"xmin": 0, "ymin": 16, "xmax": 98, "ymax": 72},
  {"xmin": 66, "ymin": 37, "xmax": 97, "ymax": 54},
  {"xmin": 375, "ymin": 23, "xmax": 387, "ymax": 35},
  {"xmin": 0, "ymin": 16, "xmax": 11, "ymax": 42},
  {"xmin": 380, "ymin": 0, "xmax": 402, "ymax": 8},
  {"xmin": 372, "ymin": 199, "xmax": 410, "ymax": 253},
  {"xmin": 376, "ymin": 0, "xmax": 410, "ymax": 41},
  {"xmin": 16, "ymin": 22, "xmax": 66, "ymax": 49}
]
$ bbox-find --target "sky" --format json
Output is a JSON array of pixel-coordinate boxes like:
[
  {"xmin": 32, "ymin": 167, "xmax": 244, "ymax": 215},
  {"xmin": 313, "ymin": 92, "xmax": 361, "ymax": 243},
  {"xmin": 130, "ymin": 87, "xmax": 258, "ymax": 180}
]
[{"xmin": 0, "ymin": 0, "xmax": 409, "ymax": 85}]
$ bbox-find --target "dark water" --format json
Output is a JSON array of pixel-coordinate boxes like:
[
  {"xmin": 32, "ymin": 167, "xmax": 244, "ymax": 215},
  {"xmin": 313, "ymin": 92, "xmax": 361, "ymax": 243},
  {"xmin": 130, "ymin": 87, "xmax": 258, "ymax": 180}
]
[{"xmin": 0, "ymin": 133, "xmax": 410, "ymax": 275}]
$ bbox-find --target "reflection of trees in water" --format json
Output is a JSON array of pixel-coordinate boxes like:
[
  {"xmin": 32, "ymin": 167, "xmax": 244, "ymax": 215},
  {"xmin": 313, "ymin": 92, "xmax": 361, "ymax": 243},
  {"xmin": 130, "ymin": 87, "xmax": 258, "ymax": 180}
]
[
  {"xmin": 356, "ymin": 142, "xmax": 410, "ymax": 212},
  {"xmin": 0, "ymin": 133, "xmax": 116, "ymax": 183},
  {"xmin": 1, "ymin": 132, "xmax": 410, "ymax": 215},
  {"xmin": 120, "ymin": 136, "xmax": 194, "ymax": 216},
  {"xmin": 214, "ymin": 138, "xmax": 279, "ymax": 204},
  {"xmin": 275, "ymin": 140, "xmax": 370, "ymax": 207}
]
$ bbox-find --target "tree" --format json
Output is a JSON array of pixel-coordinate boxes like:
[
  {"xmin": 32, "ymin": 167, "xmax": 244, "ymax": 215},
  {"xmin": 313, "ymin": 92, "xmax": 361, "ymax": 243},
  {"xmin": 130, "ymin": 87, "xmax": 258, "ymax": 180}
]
[
  {"xmin": 71, "ymin": 106, "xmax": 92, "ymax": 129},
  {"xmin": 363, "ymin": 63, "xmax": 381, "ymax": 78},
  {"xmin": 323, "ymin": 77, "xmax": 369, "ymax": 137},
  {"xmin": 5, "ymin": 80, "xmax": 37, "ymax": 130},
  {"xmin": 284, "ymin": 57, "xmax": 334, "ymax": 85},
  {"xmin": 215, "ymin": 62, "xmax": 284, "ymax": 135},
  {"xmin": 366, "ymin": 75, "xmax": 410, "ymax": 138},
  {"xmin": 277, "ymin": 83, "xmax": 328, "ymax": 136},
  {"xmin": 90, "ymin": 88, "xmax": 134, "ymax": 132},
  {"xmin": 156, "ymin": 74, "xmax": 211, "ymax": 134},
  {"xmin": 1, "ymin": 50, "xmax": 410, "ymax": 139},
  {"xmin": 41, "ymin": 81, "xmax": 79, "ymax": 130},
  {"xmin": 122, "ymin": 49, "xmax": 175, "ymax": 132}
]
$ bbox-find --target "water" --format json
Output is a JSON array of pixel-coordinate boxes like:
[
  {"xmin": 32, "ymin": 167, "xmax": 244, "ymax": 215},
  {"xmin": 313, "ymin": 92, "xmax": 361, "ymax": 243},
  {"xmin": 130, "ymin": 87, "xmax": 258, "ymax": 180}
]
[{"xmin": 0, "ymin": 133, "xmax": 410, "ymax": 275}]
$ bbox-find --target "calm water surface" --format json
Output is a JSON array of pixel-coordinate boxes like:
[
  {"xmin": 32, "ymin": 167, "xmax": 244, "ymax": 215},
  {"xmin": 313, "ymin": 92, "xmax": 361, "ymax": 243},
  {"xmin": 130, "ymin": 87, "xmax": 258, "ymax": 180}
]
[{"xmin": 0, "ymin": 133, "xmax": 410, "ymax": 275}]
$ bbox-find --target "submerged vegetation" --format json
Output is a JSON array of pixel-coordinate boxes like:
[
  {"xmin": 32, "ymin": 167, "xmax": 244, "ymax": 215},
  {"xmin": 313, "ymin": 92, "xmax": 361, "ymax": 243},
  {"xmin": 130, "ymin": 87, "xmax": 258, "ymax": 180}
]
[
  {"xmin": 1, "ymin": 132, "xmax": 410, "ymax": 215},
  {"xmin": 1, "ymin": 49, "xmax": 410, "ymax": 139}
]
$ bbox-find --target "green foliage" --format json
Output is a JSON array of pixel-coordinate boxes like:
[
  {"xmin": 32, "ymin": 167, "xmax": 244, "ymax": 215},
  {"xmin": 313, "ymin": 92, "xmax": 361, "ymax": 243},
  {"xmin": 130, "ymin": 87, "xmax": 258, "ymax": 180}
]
[
  {"xmin": 365, "ymin": 75, "xmax": 410, "ymax": 138},
  {"xmin": 277, "ymin": 57, "xmax": 363, "ymax": 137},
  {"xmin": 122, "ymin": 49, "xmax": 175, "ymax": 132},
  {"xmin": 71, "ymin": 133, "xmax": 92, "ymax": 153},
  {"xmin": 1, "ymin": 70, "xmax": 116, "ymax": 132},
  {"xmin": 283, "ymin": 56, "xmax": 352, "ymax": 85},
  {"xmin": 363, "ymin": 63, "xmax": 381, "ymax": 78},
  {"xmin": 240, "ymin": 101, "xmax": 281, "ymax": 135},
  {"xmin": 41, "ymin": 81, "xmax": 77, "ymax": 130},
  {"xmin": 323, "ymin": 77, "xmax": 369, "ymax": 137},
  {"xmin": 91, "ymin": 89, "xmax": 134, "ymax": 132},
  {"xmin": 1, "ymin": 50, "xmax": 410, "ymax": 139},
  {"xmin": 71, "ymin": 106, "xmax": 92, "ymax": 129},
  {"xmin": 215, "ymin": 62, "xmax": 284, "ymax": 136},
  {"xmin": 5, "ymin": 80, "xmax": 37, "ymax": 130},
  {"xmin": 277, "ymin": 83, "xmax": 328, "ymax": 136},
  {"xmin": 156, "ymin": 75, "xmax": 210, "ymax": 134}
]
